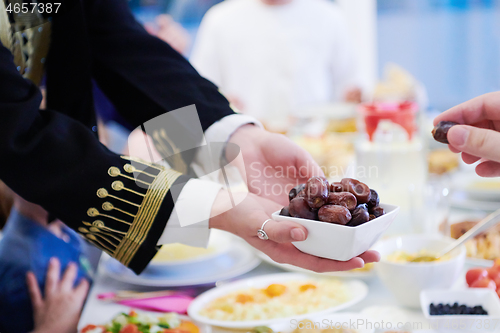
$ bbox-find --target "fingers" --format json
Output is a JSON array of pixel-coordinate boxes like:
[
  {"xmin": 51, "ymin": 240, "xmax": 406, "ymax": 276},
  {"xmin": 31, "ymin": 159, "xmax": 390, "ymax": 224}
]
[
  {"xmin": 447, "ymin": 125, "xmax": 500, "ymax": 164},
  {"xmin": 45, "ymin": 257, "xmax": 60, "ymax": 296},
  {"xmin": 357, "ymin": 250, "xmax": 381, "ymax": 264},
  {"xmin": 61, "ymin": 262, "xmax": 78, "ymax": 292},
  {"xmin": 433, "ymin": 92, "xmax": 500, "ymax": 126},
  {"xmin": 26, "ymin": 271, "xmax": 43, "ymax": 309},
  {"xmin": 74, "ymin": 278, "xmax": 90, "ymax": 301},
  {"xmin": 461, "ymin": 152, "xmax": 481, "ymax": 165},
  {"xmin": 476, "ymin": 160, "xmax": 500, "ymax": 177},
  {"xmin": 264, "ymin": 219, "xmax": 308, "ymax": 243},
  {"xmin": 254, "ymin": 240, "xmax": 365, "ymax": 273}
]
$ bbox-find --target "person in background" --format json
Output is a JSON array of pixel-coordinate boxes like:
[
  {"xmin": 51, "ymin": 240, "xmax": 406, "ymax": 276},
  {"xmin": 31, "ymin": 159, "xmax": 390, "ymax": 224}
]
[
  {"xmin": 190, "ymin": 0, "xmax": 363, "ymax": 129},
  {"xmin": 435, "ymin": 91, "xmax": 500, "ymax": 178},
  {"xmin": 0, "ymin": 188, "xmax": 92, "ymax": 333}
]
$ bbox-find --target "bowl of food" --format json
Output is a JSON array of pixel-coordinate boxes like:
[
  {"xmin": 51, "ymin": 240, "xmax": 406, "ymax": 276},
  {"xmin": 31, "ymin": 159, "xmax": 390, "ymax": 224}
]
[
  {"xmin": 188, "ymin": 273, "xmax": 368, "ymax": 329},
  {"xmin": 373, "ymin": 234, "xmax": 466, "ymax": 308},
  {"xmin": 273, "ymin": 177, "xmax": 399, "ymax": 261},
  {"xmin": 420, "ymin": 289, "xmax": 500, "ymax": 332}
]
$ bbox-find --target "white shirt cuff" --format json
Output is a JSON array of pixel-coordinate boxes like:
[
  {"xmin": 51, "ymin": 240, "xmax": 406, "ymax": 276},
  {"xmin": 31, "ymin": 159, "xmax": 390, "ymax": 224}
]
[{"xmin": 157, "ymin": 178, "xmax": 222, "ymax": 248}]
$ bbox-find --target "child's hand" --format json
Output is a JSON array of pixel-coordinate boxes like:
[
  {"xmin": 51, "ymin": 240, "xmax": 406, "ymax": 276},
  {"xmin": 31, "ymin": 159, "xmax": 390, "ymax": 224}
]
[{"xmin": 28, "ymin": 258, "xmax": 90, "ymax": 333}]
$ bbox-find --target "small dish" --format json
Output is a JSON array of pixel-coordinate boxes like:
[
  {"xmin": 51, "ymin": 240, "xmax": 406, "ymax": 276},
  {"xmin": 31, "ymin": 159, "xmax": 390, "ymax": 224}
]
[
  {"xmin": 373, "ymin": 234, "xmax": 466, "ymax": 308},
  {"xmin": 421, "ymin": 289, "xmax": 500, "ymax": 332},
  {"xmin": 272, "ymin": 203, "xmax": 399, "ymax": 261}
]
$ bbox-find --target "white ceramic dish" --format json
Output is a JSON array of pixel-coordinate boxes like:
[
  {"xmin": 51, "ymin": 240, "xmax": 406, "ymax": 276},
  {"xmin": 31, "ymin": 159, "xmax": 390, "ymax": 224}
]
[
  {"xmin": 421, "ymin": 289, "xmax": 500, "ymax": 332},
  {"xmin": 255, "ymin": 250, "xmax": 375, "ymax": 281},
  {"xmin": 451, "ymin": 173, "xmax": 500, "ymax": 201},
  {"xmin": 188, "ymin": 273, "xmax": 368, "ymax": 329},
  {"xmin": 149, "ymin": 230, "xmax": 233, "ymax": 267},
  {"xmin": 272, "ymin": 203, "xmax": 399, "ymax": 261},
  {"xmin": 101, "ymin": 241, "xmax": 260, "ymax": 287},
  {"xmin": 373, "ymin": 235, "xmax": 466, "ymax": 308}
]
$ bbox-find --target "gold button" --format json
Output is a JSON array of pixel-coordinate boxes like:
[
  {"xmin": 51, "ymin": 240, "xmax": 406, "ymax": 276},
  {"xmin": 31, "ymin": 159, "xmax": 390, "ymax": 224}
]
[
  {"xmin": 111, "ymin": 181, "xmax": 124, "ymax": 191},
  {"xmin": 124, "ymin": 164, "xmax": 135, "ymax": 173},
  {"xmin": 93, "ymin": 220, "xmax": 105, "ymax": 227},
  {"xmin": 108, "ymin": 167, "xmax": 120, "ymax": 177},
  {"xmin": 97, "ymin": 188, "xmax": 108, "ymax": 198},
  {"xmin": 87, "ymin": 208, "xmax": 99, "ymax": 217},
  {"xmin": 102, "ymin": 202, "xmax": 114, "ymax": 211}
]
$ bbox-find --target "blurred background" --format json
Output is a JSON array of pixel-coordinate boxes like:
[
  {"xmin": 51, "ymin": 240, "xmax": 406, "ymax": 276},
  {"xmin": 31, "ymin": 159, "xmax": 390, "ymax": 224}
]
[{"xmin": 129, "ymin": 0, "xmax": 500, "ymax": 112}]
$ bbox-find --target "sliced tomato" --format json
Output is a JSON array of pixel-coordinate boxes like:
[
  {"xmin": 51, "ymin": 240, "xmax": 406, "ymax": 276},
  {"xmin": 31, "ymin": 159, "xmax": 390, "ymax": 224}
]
[
  {"xmin": 494, "ymin": 258, "xmax": 500, "ymax": 267},
  {"xmin": 488, "ymin": 266, "xmax": 500, "ymax": 279},
  {"xmin": 470, "ymin": 277, "xmax": 496, "ymax": 290},
  {"xmin": 466, "ymin": 268, "xmax": 489, "ymax": 286},
  {"xmin": 82, "ymin": 325, "xmax": 98, "ymax": 333},
  {"xmin": 120, "ymin": 324, "xmax": 140, "ymax": 333},
  {"xmin": 129, "ymin": 310, "xmax": 138, "ymax": 317}
]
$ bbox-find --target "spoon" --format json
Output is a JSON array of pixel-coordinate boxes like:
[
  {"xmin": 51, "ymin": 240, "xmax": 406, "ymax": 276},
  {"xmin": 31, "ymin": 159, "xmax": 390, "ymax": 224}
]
[{"xmin": 410, "ymin": 208, "xmax": 500, "ymax": 263}]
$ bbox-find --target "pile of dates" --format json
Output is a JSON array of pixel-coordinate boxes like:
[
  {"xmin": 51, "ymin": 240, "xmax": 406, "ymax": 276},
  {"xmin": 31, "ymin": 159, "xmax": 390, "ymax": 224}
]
[{"xmin": 280, "ymin": 177, "xmax": 385, "ymax": 227}]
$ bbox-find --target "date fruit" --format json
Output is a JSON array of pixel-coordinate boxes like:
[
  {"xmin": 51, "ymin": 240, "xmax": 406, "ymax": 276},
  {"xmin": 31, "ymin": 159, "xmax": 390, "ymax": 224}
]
[
  {"xmin": 318, "ymin": 205, "xmax": 351, "ymax": 225},
  {"xmin": 327, "ymin": 192, "xmax": 357, "ymax": 211},
  {"xmin": 370, "ymin": 206, "xmax": 385, "ymax": 218},
  {"xmin": 367, "ymin": 189, "xmax": 379, "ymax": 209},
  {"xmin": 330, "ymin": 182, "xmax": 343, "ymax": 192},
  {"xmin": 305, "ymin": 176, "xmax": 329, "ymax": 209},
  {"xmin": 432, "ymin": 121, "xmax": 458, "ymax": 144},
  {"xmin": 341, "ymin": 178, "xmax": 371, "ymax": 204},
  {"xmin": 280, "ymin": 206, "xmax": 291, "ymax": 216},
  {"xmin": 289, "ymin": 183, "xmax": 306, "ymax": 202},
  {"xmin": 347, "ymin": 204, "xmax": 370, "ymax": 226},
  {"xmin": 289, "ymin": 197, "xmax": 318, "ymax": 220}
]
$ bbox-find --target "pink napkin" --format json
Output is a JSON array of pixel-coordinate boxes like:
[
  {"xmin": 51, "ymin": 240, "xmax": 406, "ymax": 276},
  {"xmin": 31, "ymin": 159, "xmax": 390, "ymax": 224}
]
[{"xmin": 117, "ymin": 295, "xmax": 193, "ymax": 314}]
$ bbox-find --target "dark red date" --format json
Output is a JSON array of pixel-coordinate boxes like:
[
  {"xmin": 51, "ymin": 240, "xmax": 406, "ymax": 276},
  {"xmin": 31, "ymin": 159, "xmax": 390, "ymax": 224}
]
[
  {"xmin": 318, "ymin": 205, "xmax": 351, "ymax": 225},
  {"xmin": 330, "ymin": 182, "xmax": 343, "ymax": 192},
  {"xmin": 367, "ymin": 189, "xmax": 379, "ymax": 209},
  {"xmin": 327, "ymin": 192, "xmax": 357, "ymax": 211},
  {"xmin": 341, "ymin": 178, "xmax": 371, "ymax": 204},
  {"xmin": 305, "ymin": 176, "xmax": 329, "ymax": 209},
  {"xmin": 289, "ymin": 183, "xmax": 306, "ymax": 202},
  {"xmin": 280, "ymin": 206, "xmax": 291, "ymax": 216},
  {"xmin": 370, "ymin": 206, "xmax": 385, "ymax": 218},
  {"xmin": 289, "ymin": 197, "xmax": 318, "ymax": 220},
  {"xmin": 347, "ymin": 204, "xmax": 370, "ymax": 226},
  {"xmin": 432, "ymin": 121, "xmax": 458, "ymax": 144}
]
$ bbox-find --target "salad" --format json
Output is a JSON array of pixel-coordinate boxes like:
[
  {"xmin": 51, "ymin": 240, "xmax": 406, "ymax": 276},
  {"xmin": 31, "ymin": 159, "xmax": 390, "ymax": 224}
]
[{"xmin": 81, "ymin": 310, "xmax": 200, "ymax": 333}]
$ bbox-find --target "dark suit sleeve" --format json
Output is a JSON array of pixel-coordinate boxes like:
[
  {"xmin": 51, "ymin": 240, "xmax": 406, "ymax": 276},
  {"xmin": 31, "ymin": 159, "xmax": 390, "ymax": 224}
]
[
  {"xmin": 0, "ymin": 44, "xmax": 189, "ymax": 274},
  {"xmin": 86, "ymin": 0, "xmax": 236, "ymax": 173}
]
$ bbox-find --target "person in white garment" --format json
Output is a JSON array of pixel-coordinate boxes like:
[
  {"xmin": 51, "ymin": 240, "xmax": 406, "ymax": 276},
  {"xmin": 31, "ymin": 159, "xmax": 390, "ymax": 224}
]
[{"xmin": 190, "ymin": 0, "xmax": 362, "ymax": 128}]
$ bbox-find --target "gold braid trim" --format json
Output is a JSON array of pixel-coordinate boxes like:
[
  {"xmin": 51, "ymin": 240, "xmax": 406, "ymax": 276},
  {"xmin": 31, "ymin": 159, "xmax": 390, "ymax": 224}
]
[{"xmin": 114, "ymin": 167, "xmax": 181, "ymax": 266}]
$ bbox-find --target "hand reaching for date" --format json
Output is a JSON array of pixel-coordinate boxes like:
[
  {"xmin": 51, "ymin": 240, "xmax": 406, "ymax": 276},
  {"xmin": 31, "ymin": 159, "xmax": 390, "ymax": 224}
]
[
  {"xmin": 209, "ymin": 190, "xmax": 380, "ymax": 272},
  {"xmin": 227, "ymin": 125, "xmax": 324, "ymax": 206},
  {"xmin": 433, "ymin": 92, "xmax": 500, "ymax": 177},
  {"xmin": 28, "ymin": 258, "xmax": 89, "ymax": 333}
]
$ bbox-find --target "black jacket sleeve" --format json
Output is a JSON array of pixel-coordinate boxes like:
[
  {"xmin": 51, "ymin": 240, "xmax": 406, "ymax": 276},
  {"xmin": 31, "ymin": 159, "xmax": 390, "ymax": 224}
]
[{"xmin": 85, "ymin": 0, "xmax": 235, "ymax": 173}]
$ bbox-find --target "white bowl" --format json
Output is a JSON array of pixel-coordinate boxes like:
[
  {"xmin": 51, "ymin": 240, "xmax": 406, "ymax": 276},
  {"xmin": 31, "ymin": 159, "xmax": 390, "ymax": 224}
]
[
  {"xmin": 372, "ymin": 234, "xmax": 466, "ymax": 308},
  {"xmin": 188, "ymin": 273, "xmax": 368, "ymax": 329},
  {"xmin": 272, "ymin": 203, "xmax": 399, "ymax": 261},
  {"xmin": 421, "ymin": 289, "xmax": 500, "ymax": 332}
]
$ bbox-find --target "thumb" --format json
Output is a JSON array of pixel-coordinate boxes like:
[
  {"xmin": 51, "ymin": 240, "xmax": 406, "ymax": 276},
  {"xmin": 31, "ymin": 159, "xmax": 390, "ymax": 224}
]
[
  {"xmin": 448, "ymin": 125, "xmax": 500, "ymax": 164},
  {"xmin": 263, "ymin": 219, "xmax": 308, "ymax": 243}
]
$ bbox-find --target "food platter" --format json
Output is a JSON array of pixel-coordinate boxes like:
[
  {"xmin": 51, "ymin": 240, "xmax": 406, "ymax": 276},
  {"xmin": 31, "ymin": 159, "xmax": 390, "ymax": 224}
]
[
  {"xmin": 101, "ymin": 240, "xmax": 260, "ymax": 287},
  {"xmin": 188, "ymin": 273, "xmax": 369, "ymax": 329}
]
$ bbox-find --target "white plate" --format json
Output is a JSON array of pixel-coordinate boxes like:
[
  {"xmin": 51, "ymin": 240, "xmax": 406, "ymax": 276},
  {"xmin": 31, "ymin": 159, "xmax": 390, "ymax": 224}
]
[
  {"xmin": 451, "ymin": 173, "xmax": 500, "ymax": 201},
  {"xmin": 188, "ymin": 273, "xmax": 369, "ymax": 329},
  {"xmin": 255, "ymin": 250, "xmax": 375, "ymax": 281},
  {"xmin": 466, "ymin": 257, "xmax": 495, "ymax": 267},
  {"xmin": 149, "ymin": 230, "xmax": 233, "ymax": 267},
  {"xmin": 101, "ymin": 241, "xmax": 260, "ymax": 287},
  {"xmin": 79, "ymin": 310, "xmax": 210, "ymax": 333}
]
